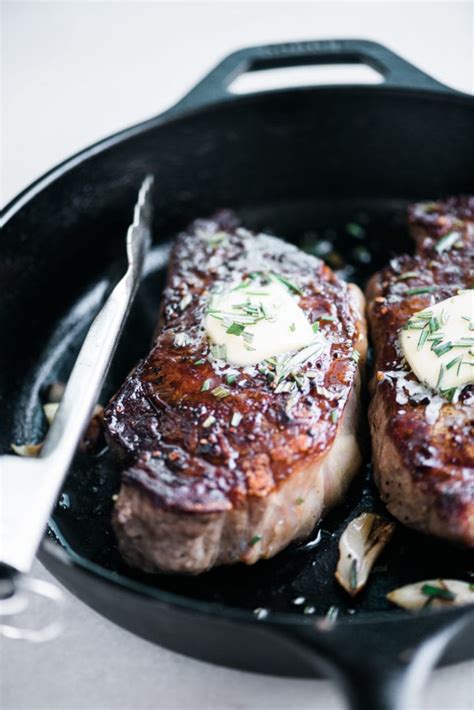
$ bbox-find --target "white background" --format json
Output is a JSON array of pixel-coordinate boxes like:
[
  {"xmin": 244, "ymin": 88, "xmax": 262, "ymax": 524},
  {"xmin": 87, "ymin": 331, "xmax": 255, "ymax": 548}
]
[{"xmin": 2, "ymin": 2, "xmax": 474, "ymax": 709}]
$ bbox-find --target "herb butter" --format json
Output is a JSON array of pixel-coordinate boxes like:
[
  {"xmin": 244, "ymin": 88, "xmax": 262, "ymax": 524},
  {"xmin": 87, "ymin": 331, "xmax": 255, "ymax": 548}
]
[
  {"xmin": 205, "ymin": 277, "xmax": 316, "ymax": 367},
  {"xmin": 400, "ymin": 290, "xmax": 474, "ymax": 395}
]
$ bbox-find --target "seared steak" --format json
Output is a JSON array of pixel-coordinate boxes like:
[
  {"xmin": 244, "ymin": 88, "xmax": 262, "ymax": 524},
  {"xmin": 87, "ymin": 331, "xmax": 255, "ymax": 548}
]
[
  {"xmin": 367, "ymin": 196, "xmax": 474, "ymax": 547},
  {"xmin": 105, "ymin": 213, "xmax": 367, "ymax": 573}
]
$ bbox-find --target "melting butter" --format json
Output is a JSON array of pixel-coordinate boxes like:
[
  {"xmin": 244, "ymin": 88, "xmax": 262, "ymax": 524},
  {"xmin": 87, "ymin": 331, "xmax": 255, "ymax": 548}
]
[
  {"xmin": 400, "ymin": 290, "xmax": 474, "ymax": 393},
  {"xmin": 205, "ymin": 279, "xmax": 316, "ymax": 366}
]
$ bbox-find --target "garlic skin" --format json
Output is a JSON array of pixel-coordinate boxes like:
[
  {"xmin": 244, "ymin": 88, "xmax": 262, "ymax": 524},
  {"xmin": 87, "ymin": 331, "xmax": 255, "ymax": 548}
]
[{"xmin": 335, "ymin": 512, "xmax": 396, "ymax": 596}]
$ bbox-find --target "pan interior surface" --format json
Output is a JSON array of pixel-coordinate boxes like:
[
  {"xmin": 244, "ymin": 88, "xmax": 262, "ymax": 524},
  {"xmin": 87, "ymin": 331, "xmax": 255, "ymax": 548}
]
[{"xmin": 9, "ymin": 195, "xmax": 474, "ymax": 622}]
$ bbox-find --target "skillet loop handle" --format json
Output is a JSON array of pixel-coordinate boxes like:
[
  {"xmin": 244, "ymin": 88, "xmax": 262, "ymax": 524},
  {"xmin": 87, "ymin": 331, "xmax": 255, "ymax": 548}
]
[
  {"xmin": 273, "ymin": 616, "xmax": 471, "ymax": 710},
  {"xmin": 172, "ymin": 39, "xmax": 455, "ymax": 113}
]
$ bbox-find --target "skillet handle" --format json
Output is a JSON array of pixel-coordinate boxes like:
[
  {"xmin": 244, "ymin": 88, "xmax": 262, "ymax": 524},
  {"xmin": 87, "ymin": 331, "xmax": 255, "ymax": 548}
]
[
  {"xmin": 270, "ymin": 614, "xmax": 471, "ymax": 710},
  {"xmin": 172, "ymin": 39, "xmax": 457, "ymax": 113}
]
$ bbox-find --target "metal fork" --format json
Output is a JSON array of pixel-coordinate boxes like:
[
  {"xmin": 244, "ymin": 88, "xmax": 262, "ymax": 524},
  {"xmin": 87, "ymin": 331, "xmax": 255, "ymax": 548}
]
[{"xmin": 0, "ymin": 175, "xmax": 154, "ymax": 575}]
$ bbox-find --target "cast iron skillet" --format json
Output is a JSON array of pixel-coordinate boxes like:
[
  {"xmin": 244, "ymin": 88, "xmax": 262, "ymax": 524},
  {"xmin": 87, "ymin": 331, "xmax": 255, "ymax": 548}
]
[{"xmin": 2, "ymin": 40, "xmax": 474, "ymax": 710}]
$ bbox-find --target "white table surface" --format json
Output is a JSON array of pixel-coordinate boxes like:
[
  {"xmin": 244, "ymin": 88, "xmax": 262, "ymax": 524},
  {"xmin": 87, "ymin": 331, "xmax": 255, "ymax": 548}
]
[{"xmin": 2, "ymin": 2, "xmax": 474, "ymax": 709}]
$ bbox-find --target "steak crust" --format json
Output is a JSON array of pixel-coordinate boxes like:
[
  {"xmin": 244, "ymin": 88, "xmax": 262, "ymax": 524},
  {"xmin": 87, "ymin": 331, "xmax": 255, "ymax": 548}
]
[
  {"xmin": 105, "ymin": 213, "xmax": 367, "ymax": 573},
  {"xmin": 367, "ymin": 197, "xmax": 474, "ymax": 547}
]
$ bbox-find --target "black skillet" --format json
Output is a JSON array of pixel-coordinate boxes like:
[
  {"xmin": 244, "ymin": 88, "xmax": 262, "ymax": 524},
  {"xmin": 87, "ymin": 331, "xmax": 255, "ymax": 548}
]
[{"xmin": 2, "ymin": 40, "xmax": 473, "ymax": 710}]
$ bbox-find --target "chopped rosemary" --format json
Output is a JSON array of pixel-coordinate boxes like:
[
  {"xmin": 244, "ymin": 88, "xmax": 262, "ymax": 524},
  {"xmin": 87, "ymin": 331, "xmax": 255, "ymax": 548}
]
[
  {"xmin": 436, "ymin": 364, "xmax": 445, "ymax": 389},
  {"xmin": 231, "ymin": 411, "xmax": 243, "ymax": 427},
  {"xmin": 349, "ymin": 560, "xmax": 358, "ymax": 591},
  {"xmin": 435, "ymin": 231, "xmax": 461, "ymax": 254},
  {"xmin": 201, "ymin": 379, "xmax": 212, "ymax": 392},
  {"xmin": 226, "ymin": 374, "xmax": 237, "ymax": 385},
  {"xmin": 440, "ymin": 387, "xmax": 460, "ymax": 403},
  {"xmin": 194, "ymin": 359, "xmax": 206, "ymax": 366},
  {"xmin": 226, "ymin": 322, "xmax": 245, "ymax": 336},
  {"xmin": 433, "ymin": 341, "xmax": 453, "ymax": 358},
  {"xmin": 250, "ymin": 535, "xmax": 262, "ymax": 546},
  {"xmin": 319, "ymin": 314, "xmax": 336, "ymax": 322},
  {"xmin": 270, "ymin": 271, "xmax": 303, "ymax": 295},
  {"xmin": 202, "ymin": 415, "xmax": 216, "ymax": 428},
  {"xmin": 274, "ymin": 341, "xmax": 326, "ymax": 386},
  {"xmin": 210, "ymin": 343, "xmax": 227, "ymax": 360},
  {"xmin": 289, "ymin": 322, "xmax": 296, "ymax": 332},
  {"xmin": 406, "ymin": 286, "xmax": 436, "ymax": 296},
  {"xmin": 330, "ymin": 410, "xmax": 339, "ymax": 423},
  {"xmin": 446, "ymin": 354, "xmax": 463, "ymax": 371},
  {"xmin": 312, "ymin": 322, "xmax": 320, "ymax": 333},
  {"xmin": 352, "ymin": 350, "xmax": 360, "ymax": 363},
  {"xmin": 295, "ymin": 497, "xmax": 305, "ymax": 505},
  {"xmin": 417, "ymin": 328, "xmax": 429, "ymax": 350},
  {"xmin": 212, "ymin": 385, "xmax": 231, "ymax": 399},
  {"xmin": 421, "ymin": 583, "xmax": 456, "ymax": 602}
]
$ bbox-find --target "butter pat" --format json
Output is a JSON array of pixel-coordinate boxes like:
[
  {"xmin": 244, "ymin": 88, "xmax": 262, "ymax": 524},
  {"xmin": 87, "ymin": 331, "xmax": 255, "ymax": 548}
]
[
  {"xmin": 400, "ymin": 290, "xmax": 474, "ymax": 393},
  {"xmin": 205, "ymin": 279, "xmax": 316, "ymax": 366}
]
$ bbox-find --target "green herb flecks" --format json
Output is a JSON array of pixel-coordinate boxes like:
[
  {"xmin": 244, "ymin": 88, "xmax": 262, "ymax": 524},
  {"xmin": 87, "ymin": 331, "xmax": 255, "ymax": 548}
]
[
  {"xmin": 417, "ymin": 328, "xmax": 429, "ymax": 350},
  {"xmin": 201, "ymin": 379, "xmax": 212, "ymax": 392},
  {"xmin": 274, "ymin": 341, "xmax": 326, "ymax": 387},
  {"xmin": 350, "ymin": 560, "xmax": 358, "ymax": 591},
  {"xmin": 226, "ymin": 322, "xmax": 245, "ymax": 336},
  {"xmin": 212, "ymin": 385, "xmax": 231, "ymax": 399},
  {"xmin": 269, "ymin": 271, "xmax": 303, "ymax": 295},
  {"xmin": 421, "ymin": 583, "xmax": 456, "ymax": 602},
  {"xmin": 406, "ymin": 286, "xmax": 436, "ymax": 296},
  {"xmin": 250, "ymin": 535, "xmax": 262, "ymax": 546},
  {"xmin": 210, "ymin": 343, "xmax": 227, "ymax": 360},
  {"xmin": 436, "ymin": 364, "xmax": 445, "ymax": 389},
  {"xmin": 202, "ymin": 415, "xmax": 216, "ymax": 428}
]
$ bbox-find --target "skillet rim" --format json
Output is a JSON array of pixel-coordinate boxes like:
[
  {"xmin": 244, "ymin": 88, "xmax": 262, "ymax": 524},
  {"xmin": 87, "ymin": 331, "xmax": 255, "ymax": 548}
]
[
  {"xmin": 5, "ymin": 81, "xmax": 474, "ymax": 631},
  {"xmin": 39, "ymin": 538, "xmax": 474, "ymax": 628}
]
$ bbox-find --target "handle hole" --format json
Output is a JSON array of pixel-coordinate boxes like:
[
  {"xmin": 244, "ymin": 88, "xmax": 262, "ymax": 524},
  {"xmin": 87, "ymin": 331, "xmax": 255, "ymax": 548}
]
[{"xmin": 229, "ymin": 63, "xmax": 383, "ymax": 94}]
